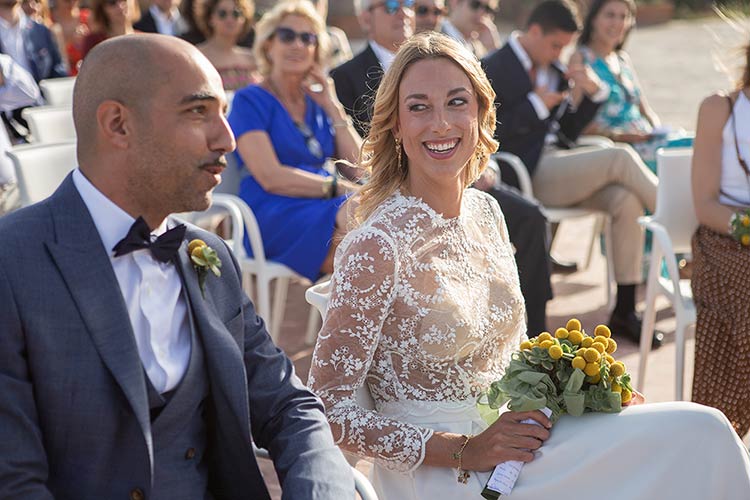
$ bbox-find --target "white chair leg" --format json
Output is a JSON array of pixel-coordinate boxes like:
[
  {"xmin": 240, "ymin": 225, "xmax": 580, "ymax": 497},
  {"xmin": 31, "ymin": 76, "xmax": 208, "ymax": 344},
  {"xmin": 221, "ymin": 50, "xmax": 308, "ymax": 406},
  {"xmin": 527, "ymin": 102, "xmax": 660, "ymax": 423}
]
[
  {"xmin": 305, "ymin": 305, "xmax": 320, "ymax": 346},
  {"xmin": 674, "ymin": 317, "xmax": 687, "ymax": 401},
  {"xmin": 270, "ymin": 276, "xmax": 290, "ymax": 342},
  {"xmin": 637, "ymin": 248, "xmax": 662, "ymax": 392},
  {"xmin": 603, "ymin": 216, "xmax": 616, "ymax": 312},
  {"xmin": 584, "ymin": 214, "xmax": 603, "ymax": 270}
]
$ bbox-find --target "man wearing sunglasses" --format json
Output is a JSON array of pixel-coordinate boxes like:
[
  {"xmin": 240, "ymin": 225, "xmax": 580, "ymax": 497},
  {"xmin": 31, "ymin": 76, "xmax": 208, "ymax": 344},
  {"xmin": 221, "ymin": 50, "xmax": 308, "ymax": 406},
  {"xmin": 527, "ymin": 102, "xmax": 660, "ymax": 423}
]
[
  {"xmin": 414, "ymin": 0, "xmax": 446, "ymax": 33},
  {"xmin": 330, "ymin": 0, "xmax": 414, "ymax": 138},
  {"xmin": 441, "ymin": 0, "xmax": 500, "ymax": 58},
  {"xmin": 134, "ymin": 0, "xmax": 187, "ymax": 36}
]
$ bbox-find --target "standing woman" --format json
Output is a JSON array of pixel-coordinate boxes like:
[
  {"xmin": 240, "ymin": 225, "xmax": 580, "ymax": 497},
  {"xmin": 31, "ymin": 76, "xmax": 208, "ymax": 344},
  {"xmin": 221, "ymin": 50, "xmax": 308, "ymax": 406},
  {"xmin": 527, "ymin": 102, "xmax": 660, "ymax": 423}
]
[
  {"xmin": 574, "ymin": 0, "xmax": 689, "ymax": 169},
  {"xmin": 691, "ymin": 38, "xmax": 750, "ymax": 438},
  {"xmin": 50, "ymin": 0, "xmax": 90, "ymax": 75},
  {"xmin": 227, "ymin": 0, "xmax": 363, "ymax": 282},
  {"xmin": 81, "ymin": 0, "xmax": 139, "ymax": 58},
  {"xmin": 196, "ymin": 0, "xmax": 260, "ymax": 91}
]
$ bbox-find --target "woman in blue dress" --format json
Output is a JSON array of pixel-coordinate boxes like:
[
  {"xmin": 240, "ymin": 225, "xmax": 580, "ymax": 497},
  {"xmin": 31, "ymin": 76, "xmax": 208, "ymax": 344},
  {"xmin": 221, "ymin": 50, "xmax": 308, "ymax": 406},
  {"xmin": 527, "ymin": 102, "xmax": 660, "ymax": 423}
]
[
  {"xmin": 573, "ymin": 0, "xmax": 691, "ymax": 171},
  {"xmin": 227, "ymin": 0, "xmax": 363, "ymax": 282}
]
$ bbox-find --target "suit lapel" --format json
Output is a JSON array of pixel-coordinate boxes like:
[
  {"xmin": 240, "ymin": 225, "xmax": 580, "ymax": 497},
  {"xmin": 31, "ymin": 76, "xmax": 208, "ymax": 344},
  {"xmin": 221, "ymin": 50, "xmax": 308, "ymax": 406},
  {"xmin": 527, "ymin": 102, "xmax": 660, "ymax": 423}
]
[
  {"xmin": 45, "ymin": 176, "xmax": 154, "ymax": 468},
  {"xmin": 174, "ymin": 230, "xmax": 252, "ymax": 443}
]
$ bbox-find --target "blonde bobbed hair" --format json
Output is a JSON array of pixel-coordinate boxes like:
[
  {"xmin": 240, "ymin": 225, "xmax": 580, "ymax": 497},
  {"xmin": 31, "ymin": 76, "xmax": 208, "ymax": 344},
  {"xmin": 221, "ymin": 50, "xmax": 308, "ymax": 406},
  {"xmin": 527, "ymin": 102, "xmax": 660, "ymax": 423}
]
[
  {"xmin": 356, "ymin": 32, "xmax": 499, "ymax": 224},
  {"xmin": 253, "ymin": 0, "xmax": 330, "ymax": 77}
]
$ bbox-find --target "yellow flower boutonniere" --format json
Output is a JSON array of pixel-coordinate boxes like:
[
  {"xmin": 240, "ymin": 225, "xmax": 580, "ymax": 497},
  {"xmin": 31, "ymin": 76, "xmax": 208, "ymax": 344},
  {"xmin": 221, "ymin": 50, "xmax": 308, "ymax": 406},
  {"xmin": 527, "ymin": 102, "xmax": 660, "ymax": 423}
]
[
  {"xmin": 729, "ymin": 210, "xmax": 750, "ymax": 247},
  {"xmin": 188, "ymin": 239, "xmax": 222, "ymax": 297}
]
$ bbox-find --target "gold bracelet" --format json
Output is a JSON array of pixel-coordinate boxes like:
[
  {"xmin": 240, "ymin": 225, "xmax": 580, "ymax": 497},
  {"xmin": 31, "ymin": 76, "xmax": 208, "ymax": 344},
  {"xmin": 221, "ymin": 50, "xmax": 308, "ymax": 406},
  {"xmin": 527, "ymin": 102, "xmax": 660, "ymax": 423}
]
[
  {"xmin": 321, "ymin": 177, "xmax": 333, "ymax": 198},
  {"xmin": 451, "ymin": 434, "xmax": 472, "ymax": 484}
]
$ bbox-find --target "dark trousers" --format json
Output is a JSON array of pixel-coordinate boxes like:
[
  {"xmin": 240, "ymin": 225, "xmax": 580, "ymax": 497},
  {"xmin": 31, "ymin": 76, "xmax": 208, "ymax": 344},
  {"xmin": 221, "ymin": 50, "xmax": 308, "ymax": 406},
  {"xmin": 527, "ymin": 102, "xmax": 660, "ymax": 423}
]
[{"xmin": 486, "ymin": 184, "xmax": 553, "ymax": 335}]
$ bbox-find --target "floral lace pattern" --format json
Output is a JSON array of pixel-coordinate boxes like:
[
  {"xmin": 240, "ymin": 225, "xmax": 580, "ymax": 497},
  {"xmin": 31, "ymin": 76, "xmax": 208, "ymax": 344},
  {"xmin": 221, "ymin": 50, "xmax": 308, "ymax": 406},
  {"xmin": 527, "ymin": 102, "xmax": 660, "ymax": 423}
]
[{"xmin": 308, "ymin": 189, "xmax": 527, "ymax": 473}]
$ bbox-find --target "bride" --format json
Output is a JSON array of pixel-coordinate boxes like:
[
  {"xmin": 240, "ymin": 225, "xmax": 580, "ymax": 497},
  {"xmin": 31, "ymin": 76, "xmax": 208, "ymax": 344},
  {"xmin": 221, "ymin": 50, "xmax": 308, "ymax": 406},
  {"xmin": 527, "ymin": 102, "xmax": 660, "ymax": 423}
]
[{"xmin": 308, "ymin": 32, "xmax": 750, "ymax": 499}]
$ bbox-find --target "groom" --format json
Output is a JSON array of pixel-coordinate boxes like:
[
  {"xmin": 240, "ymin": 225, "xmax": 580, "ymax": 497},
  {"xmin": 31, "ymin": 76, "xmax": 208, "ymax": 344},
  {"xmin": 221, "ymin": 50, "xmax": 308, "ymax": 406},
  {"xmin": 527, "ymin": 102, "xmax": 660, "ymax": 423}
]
[{"xmin": 0, "ymin": 35, "xmax": 353, "ymax": 499}]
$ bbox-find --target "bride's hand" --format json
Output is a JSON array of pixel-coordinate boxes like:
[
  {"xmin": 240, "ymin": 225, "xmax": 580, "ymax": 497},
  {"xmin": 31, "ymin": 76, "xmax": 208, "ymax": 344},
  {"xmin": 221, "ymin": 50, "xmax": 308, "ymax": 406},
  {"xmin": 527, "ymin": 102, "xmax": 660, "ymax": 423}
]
[{"xmin": 461, "ymin": 410, "xmax": 552, "ymax": 472}]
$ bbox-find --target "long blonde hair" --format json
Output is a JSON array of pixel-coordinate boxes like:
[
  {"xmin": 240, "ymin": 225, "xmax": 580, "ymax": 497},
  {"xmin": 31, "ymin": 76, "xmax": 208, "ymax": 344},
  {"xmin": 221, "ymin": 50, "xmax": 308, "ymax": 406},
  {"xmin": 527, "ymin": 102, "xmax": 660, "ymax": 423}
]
[{"xmin": 356, "ymin": 32, "xmax": 499, "ymax": 224}]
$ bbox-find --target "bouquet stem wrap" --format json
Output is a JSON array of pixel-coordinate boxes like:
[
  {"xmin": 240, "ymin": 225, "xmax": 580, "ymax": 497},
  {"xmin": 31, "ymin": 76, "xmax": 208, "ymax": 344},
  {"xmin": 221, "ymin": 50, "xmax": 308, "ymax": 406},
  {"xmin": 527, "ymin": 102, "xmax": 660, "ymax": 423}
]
[{"xmin": 481, "ymin": 407, "xmax": 553, "ymax": 499}]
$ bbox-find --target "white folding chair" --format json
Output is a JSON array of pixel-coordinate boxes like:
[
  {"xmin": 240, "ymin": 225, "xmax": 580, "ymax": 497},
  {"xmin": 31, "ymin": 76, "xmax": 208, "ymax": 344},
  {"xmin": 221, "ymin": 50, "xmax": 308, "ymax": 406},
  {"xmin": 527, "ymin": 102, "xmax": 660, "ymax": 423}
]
[
  {"xmin": 253, "ymin": 446, "xmax": 378, "ymax": 500},
  {"xmin": 39, "ymin": 76, "xmax": 76, "ymax": 106},
  {"xmin": 21, "ymin": 106, "xmax": 75, "ymax": 143},
  {"xmin": 6, "ymin": 141, "xmax": 77, "ymax": 207},
  {"xmin": 636, "ymin": 148, "xmax": 697, "ymax": 401},
  {"xmin": 493, "ymin": 151, "xmax": 616, "ymax": 310}
]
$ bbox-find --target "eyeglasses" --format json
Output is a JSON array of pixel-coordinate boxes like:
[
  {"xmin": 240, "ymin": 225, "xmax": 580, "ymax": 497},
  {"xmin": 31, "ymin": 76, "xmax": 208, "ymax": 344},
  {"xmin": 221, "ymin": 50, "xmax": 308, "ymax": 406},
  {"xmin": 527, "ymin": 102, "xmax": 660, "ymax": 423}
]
[
  {"xmin": 415, "ymin": 4, "xmax": 445, "ymax": 17},
  {"xmin": 469, "ymin": 0, "xmax": 495, "ymax": 15},
  {"xmin": 273, "ymin": 27, "xmax": 318, "ymax": 47},
  {"xmin": 215, "ymin": 7, "xmax": 242, "ymax": 19},
  {"xmin": 369, "ymin": 0, "xmax": 415, "ymax": 15}
]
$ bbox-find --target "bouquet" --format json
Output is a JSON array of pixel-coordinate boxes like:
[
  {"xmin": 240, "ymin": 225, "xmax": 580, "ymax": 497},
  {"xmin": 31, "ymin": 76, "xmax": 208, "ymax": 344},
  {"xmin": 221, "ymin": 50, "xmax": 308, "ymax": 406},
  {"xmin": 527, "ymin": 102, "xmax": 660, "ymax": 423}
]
[
  {"xmin": 729, "ymin": 209, "xmax": 750, "ymax": 246},
  {"xmin": 479, "ymin": 318, "xmax": 634, "ymax": 499}
]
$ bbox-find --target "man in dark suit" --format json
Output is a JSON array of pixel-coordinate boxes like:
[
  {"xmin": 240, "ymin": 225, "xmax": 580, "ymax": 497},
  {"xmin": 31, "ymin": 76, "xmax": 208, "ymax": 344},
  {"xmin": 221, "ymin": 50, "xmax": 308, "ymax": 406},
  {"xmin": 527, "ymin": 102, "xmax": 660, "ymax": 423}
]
[
  {"xmin": 332, "ymin": 1, "xmax": 553, "ymax": 333},
  {"xmin": 0, "ymin": 34, "xmax": 353, "ymax": 499},
  {"xmin": 134, "ymin": 0, "xmax": 188, "ymax": 36},
  {"xmin": 482, "ymin": 0, "xmax": 662, "ymax": 345}
]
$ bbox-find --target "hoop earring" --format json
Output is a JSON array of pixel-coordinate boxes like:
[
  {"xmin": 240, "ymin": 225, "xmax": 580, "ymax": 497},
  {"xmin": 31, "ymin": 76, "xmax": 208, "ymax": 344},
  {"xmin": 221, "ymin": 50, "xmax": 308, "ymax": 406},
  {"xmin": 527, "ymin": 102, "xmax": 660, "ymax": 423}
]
[{"xmin": 395, "ymin": 137, "xmax": 403, "ymax": 170}]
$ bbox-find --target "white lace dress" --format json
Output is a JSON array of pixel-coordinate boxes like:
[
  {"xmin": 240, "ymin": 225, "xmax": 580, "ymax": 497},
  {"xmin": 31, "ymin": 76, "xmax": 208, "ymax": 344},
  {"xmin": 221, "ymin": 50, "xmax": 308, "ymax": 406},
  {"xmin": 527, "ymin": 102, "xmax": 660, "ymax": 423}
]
[{"xmin": 309, "ymin": 189, "xmax": 750, "ymax": 499}]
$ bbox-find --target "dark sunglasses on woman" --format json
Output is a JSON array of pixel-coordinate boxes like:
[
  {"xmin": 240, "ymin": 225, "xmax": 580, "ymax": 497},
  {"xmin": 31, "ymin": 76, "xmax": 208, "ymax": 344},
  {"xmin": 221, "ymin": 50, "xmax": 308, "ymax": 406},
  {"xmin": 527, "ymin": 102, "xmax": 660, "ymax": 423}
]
[
  {"xmin": 274, "ymin": 27, "xmax": 318, "ymax": 47},
  {"xmin": 368, "ymin": 0, "xmax": 415, "ymax": 15},
  {"xmin": 215, "ymin": 7, "xmax": 242, "ymax": 19},
  {"xmin": 415, "ymin": 5, "xmax": 445, "ymax": 17},
  {"xmin": 470, "ymin": 0, "xmax": 495, "ymax": 15}
]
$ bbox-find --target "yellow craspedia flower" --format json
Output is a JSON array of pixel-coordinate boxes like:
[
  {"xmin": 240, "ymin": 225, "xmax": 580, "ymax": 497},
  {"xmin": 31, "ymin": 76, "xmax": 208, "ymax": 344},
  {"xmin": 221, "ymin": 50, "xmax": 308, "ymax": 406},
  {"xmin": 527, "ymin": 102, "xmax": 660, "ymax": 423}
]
[
  {"xmin": 593, "ymin": 335, "xmax": 609, "ymax": 346},
  {"xmin": 572, "ymin": 356, "xmax": 586, "ymax": 370},
  {"xmin": 611, "ymin": 382, "xmax": 622, "ymax": 394},
  {"xmin": 566, "ymin": 318, "xmax": 582, "ymax": 332},
  {"xmin": 742, "ymin": 215, "xmax": 750, "ymax": 227},
  {"xmin": 581, "ymin": 337, "xmax": 594, "ymax": 348},
  {"xmin": 591, "ymin": 342, "xmax": 606, "ymax": 354},
  {"xmin": 520, "ymin": 340, "xmax": 533, "ymax": 350},
  {"xmin": 567, "ymin": 330, "xmax": 583, "ymax": 344},
  {"xmin": 594, "ymin": 324, "xmax": 611, "ymax": 338},
  {"xmin": 742, "ymin": 234, "xmax": 750, "ymax": 246},
  {"xmin": 555, "ymin": 328, "xmax": 569, "ymax": 339},
  {"xmin": 539, "ymin": 339, "xmax": 554, "ymax": 349},
  {"xmin": 606, "ymin": 338, "xmax": 618, "ymax": 354},
  {"xmin": 584, "ymin": 362, "xmax": 600, "ymax": 377},
  {"xmin": 605, "ymin": 354, "xmax": 615, "ymax": 365},
  {"xmin": 610, "ymin": 361, "xmax": 626, "ymax": 377},
  {"xmin": 621, "ymin": 388, "xmax": 633, "ymax": 404},
  {"xmin": 537, "ymin": 332, "xmax": 553, "ymax": 342},
  {"xmin": 188, "ymin": 239, "xmax": 207, "ymax": 254},
  {"xmin": 548, "ymin": 345, "xmax": 563, "ymax": 359},
  {"xmin": 583, "ymin": 348, "xmax": 601, "ymax": 363},
  {"xmin": 587, "ymin": 373, "xmax": 601, "ymax": 384}
]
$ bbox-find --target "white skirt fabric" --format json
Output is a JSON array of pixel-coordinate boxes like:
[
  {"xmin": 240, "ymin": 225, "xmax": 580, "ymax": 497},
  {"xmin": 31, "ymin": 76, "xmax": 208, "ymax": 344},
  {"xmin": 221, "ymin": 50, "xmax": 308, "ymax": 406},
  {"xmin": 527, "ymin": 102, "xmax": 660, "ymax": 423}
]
[{"xmin": 369, "ymin": 400, "xmax": 750, "ymax": 500}]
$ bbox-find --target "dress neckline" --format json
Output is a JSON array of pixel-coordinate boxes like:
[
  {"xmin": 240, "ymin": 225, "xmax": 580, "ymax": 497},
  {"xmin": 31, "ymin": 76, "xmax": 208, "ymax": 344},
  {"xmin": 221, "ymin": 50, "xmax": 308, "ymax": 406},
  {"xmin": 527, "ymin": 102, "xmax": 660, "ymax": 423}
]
[{"xmin": 394, "ymin": 188, "xmax": 467, "ymax": 225}]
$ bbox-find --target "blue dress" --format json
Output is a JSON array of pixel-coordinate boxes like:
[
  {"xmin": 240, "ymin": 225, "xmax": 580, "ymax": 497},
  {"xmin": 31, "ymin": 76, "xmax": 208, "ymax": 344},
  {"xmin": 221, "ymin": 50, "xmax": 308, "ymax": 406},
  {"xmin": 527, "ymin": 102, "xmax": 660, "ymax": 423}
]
[{"xmin": 228, "ymin": 84, "xmax": 348, "ymax": 282}]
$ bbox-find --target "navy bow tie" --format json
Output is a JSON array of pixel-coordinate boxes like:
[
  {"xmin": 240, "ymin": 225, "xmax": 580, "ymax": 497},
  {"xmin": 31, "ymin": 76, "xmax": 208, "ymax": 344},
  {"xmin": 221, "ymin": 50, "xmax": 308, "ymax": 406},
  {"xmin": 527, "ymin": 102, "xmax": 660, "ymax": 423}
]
[{"xmin": 112, "ymin": 216, "xmax": 187, "ymax": 263}]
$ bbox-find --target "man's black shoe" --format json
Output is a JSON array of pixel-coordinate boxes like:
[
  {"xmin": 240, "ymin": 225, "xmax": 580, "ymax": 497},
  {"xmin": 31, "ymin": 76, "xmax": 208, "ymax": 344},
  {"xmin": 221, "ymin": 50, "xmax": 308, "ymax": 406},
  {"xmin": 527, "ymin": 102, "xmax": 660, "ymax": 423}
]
[
  {"xmin": 608, "ymin": 311, "xmax": 664, "ymax": 349},
  {"xmin": 550, "ymin": 256, "xmax": 578, "ymax": 274}
]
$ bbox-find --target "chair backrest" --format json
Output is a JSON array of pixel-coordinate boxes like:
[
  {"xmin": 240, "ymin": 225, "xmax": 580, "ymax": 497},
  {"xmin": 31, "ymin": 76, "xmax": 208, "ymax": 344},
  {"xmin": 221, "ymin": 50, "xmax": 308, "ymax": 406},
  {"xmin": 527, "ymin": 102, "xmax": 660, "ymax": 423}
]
[
  {"xmin": 204, "ymin": 194, "xmax": 246, "ymax": 258},
  {"xmin": 6, "ymin": 141, "xmax": 77, "ymax": 207},
  {"xmin": 651, "ymin": 148, "xmax": 698, "ymax": 254},
  {"xmin": 39, "ymin": 77, "xmax": 76, "ymax": 106},
  {"xmin": 21, "ymin": 106, "xmax": 75, "ymax": 143}
]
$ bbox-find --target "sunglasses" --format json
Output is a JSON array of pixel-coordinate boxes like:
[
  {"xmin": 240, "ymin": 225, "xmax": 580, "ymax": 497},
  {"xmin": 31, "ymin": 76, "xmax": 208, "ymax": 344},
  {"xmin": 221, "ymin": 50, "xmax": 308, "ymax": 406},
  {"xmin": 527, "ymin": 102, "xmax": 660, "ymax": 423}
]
[
  {"xmin": 295, "ymin": 121, "xmax": 323, "ymax": 159},
  {"xmin": 273, "ymin": 27, "xmax": 318, "ymax": 47},
  {"xmin": 369, "ymin": 0, "xmax": 415, "ymax": 15},
  {"xmin": 469, "ymin": 0, "xmax": 495, "ymax": 15},
  {"xmin": 415, "ymin": 5, "xmax": 445, "ymax": 17},
  {"xmin": 215, "ymin": 7, "xmax": 242, "ymax": 19}
]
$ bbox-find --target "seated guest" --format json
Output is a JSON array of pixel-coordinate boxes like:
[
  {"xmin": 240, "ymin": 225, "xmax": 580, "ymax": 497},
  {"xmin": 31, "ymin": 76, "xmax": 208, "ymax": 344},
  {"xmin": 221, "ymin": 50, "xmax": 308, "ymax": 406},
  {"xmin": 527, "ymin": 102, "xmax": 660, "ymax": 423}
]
[
  {"xmin": 50, "ymin": 0, "xmax": 90, "ymax": 75},
  {"xmin": 482, "ymin": 0, "xmax": 663, "ymax": 346},
  {"xmin": 196, "ymin": 0, "xmax": 260, "ymax": 90},
  {"xmin": 691, "ymin": 37, "xmax": 750, "ymax": 438},
  {"xmin": 574, "ymin": 0, "xmax": 690, "ymax": 169},
  {"xmin": 414, "ymin": 0, "xmax": 446, "ymax": 33},
  {"xmin": 228, "ymin": 0, "xmax": 363, "ymax": 282},
  {"xmin": 441, "ymin": 0, "xmax": 500, "ymax": 58},
  {"xmin": 81, "ymin": 0, "xmax": 139, "ymax": 58},
  {"xmin": 311, "ymin": 0, "xmax": 353, "ymax": 68},
  {"xmin": 134, "ymin": 0, "xmax": 188, "ymax": 36}
]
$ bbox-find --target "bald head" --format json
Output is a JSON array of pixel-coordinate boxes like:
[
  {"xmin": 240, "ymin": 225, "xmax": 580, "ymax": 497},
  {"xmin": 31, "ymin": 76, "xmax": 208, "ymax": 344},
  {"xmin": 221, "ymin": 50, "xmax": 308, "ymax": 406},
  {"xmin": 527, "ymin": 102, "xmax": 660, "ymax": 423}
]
[{"xmin": 73, "ymin": 34, "xmax": 219, "ymax": 162}]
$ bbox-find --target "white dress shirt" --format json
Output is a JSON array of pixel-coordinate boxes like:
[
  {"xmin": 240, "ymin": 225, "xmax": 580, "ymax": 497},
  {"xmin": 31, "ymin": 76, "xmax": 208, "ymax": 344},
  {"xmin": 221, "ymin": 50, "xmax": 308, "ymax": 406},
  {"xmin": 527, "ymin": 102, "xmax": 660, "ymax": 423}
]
[
  {"xmin": 369, "ymin": 40, "xmax": 396, "ymax": 72},
  {"xmin": 150, "ymin": 5, "xmax": 183, "ymax": 36},
  {"xmin": 73, "ymin": 169, "xmax": 191, "ymax": 393},
  {"xmin": 0, "ymin": 13, "xmax": 32, "ymax": 74}
]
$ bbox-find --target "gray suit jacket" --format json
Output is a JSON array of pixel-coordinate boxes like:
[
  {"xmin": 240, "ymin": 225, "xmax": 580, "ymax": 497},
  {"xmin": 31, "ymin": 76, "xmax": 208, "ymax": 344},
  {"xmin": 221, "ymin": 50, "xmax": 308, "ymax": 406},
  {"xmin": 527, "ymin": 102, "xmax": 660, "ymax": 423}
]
[{"xmin": 0, "ymin": 175, "xmax": 353, "ymax": 499}]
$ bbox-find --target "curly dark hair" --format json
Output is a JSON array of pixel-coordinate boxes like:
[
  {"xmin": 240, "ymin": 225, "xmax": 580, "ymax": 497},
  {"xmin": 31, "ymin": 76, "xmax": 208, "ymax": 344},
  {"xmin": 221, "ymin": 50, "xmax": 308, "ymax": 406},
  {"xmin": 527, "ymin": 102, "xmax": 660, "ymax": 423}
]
[{"xmin": 578, "ymin": 0, "xmax": 636, "ymax": 51}]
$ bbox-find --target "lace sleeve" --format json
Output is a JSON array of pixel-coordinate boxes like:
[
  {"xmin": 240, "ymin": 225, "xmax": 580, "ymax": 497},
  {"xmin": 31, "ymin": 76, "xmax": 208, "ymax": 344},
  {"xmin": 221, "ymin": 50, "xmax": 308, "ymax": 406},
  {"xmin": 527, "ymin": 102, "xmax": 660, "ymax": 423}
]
[{"xmin": 308, "ymin": 227, "xmax": 433, "ymax": 473}]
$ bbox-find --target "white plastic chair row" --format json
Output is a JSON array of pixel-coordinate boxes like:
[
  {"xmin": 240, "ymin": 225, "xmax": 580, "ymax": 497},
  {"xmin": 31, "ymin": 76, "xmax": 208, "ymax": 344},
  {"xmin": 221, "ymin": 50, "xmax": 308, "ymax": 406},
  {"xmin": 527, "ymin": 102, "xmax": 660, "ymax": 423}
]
[
  {"xmin": 21, "ymin": 105, "xmax": 75, "ymax": 143},
  {"xmin": 39, "ymin": 76, "xmax": 76, "ymax": 107},
  {"xmin": 492, "ymin": 151, "xmax": 616, "ymax": 310},
  {"xmin": 6, "ymin": 141, "xmax": 78, "ymax": 207},
  {"xmin": 636, "ymin": 148, "xmax": 697, "ymax": 401}
]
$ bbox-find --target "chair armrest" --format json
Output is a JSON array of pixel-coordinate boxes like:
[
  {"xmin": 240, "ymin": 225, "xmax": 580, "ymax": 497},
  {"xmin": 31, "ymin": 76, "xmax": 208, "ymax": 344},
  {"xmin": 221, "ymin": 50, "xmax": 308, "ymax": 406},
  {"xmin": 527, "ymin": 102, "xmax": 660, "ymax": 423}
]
[{"xmin": 491, "ymin": 152, "xmax": 534, "ymax": 201}]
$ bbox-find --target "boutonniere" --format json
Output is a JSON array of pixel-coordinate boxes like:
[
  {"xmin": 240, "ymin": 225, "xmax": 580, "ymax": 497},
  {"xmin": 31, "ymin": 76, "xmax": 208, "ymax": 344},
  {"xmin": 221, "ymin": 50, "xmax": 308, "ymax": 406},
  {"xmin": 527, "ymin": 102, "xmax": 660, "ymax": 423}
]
[
  {"xmin": 729, "ymin": 209, "xmax": 750, "ymax": 247},
  {"xmin": 188, "ymin": 239, "xmax": 222, "ymax": 297}
]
